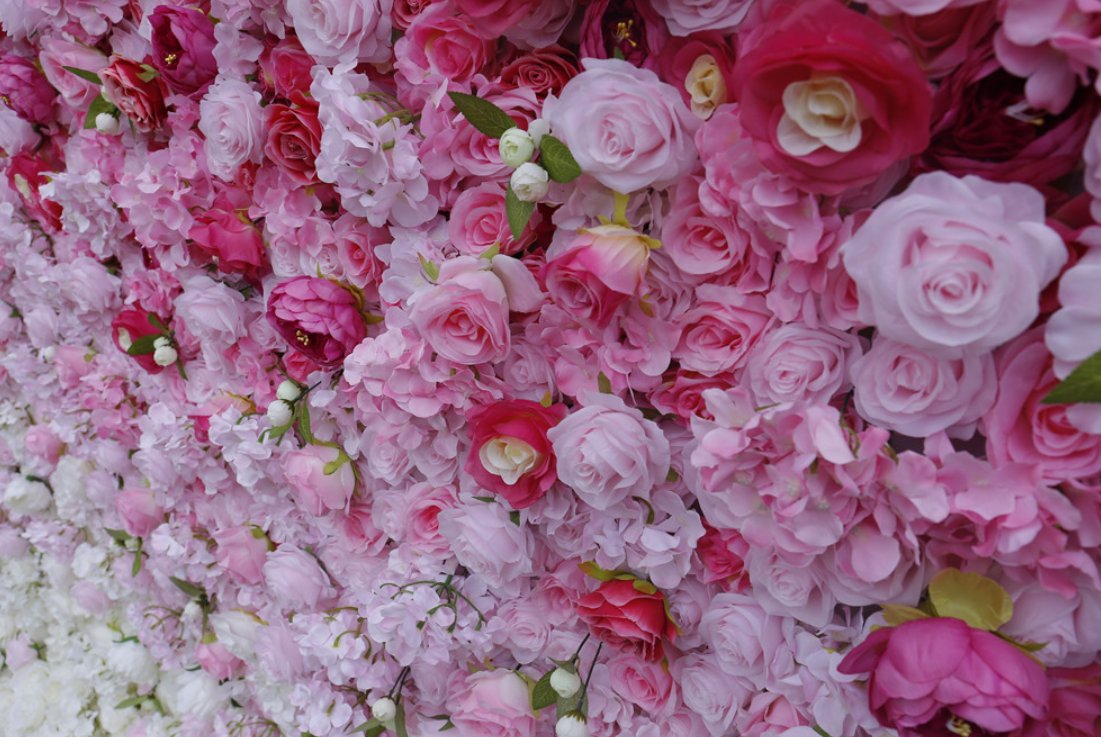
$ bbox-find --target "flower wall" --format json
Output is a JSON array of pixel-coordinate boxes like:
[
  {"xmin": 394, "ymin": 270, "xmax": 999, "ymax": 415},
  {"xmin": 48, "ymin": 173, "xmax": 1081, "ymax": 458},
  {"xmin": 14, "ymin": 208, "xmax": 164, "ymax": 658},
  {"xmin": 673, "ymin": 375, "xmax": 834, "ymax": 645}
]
[{"xmin": 0, "ymin": 1, "xmax": 1101, "ymax": 737}]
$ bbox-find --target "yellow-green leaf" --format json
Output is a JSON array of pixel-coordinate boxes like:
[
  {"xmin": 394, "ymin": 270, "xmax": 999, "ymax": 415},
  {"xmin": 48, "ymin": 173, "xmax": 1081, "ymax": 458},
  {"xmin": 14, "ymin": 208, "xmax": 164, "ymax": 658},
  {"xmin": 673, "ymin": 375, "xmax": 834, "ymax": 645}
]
[
  {"xmin": 928, "ymin": 569, "xmax": 1013, "ymax": 631},
  {"xmin": 881, "ymin": 604, "xmax": 931, "ymax": 627}
]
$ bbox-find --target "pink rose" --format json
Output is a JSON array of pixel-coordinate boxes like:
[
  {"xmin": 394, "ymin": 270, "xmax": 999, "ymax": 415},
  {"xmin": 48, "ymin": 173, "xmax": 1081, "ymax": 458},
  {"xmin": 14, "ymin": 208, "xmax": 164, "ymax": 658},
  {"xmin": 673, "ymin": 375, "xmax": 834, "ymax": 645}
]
[
  {"xmin": 696, "ymin": 522, "xmax": 749, "ymax": 591},
  {"xmin": 607, "ymin": 654, "xmax": 675, "ymax": 716},
  {"xmin": 447, "ymin": 182, "xmax": 541, "ymax": 257},
  {"xmin": 499, "ymin": 45, "xmax": 578, "ymax": 98},
  {"xmin": 265, "ymin": 94, "xmax": 322, "ymax": 186},
  {"xmin": 199, "ymin": 78, "xmax": 265, "ymax": 181},
  {"xmin": 464, "ymin": 399, "xmax": 567, "ymax": 509},
  {"xmin": 196, "ymin": 639, "xmax": 244, "ymax": 681},
  {"xmin": 547, "ymin": 393, "xmax": 671, "ymax": 510},
  {"xmin": 745, "ymin": 322, "xmax": 860, "ymax": 406},
  {"xmin": 449, "ymin": 0, "xmax": 544, "ymax": 40},
  {"xmin": 408, "ymin": 258, "xmax": 511, "ymax": 365},
  {"xmin": 851, "ymin": 335, "xmax": 996, "ymax": 438},
  {"xmin": 449, "ymin": 670, "xmax": 537, "ymax": 737},
  {"xmin": 38, "ymin": 38, "xmax": 108, "ymax": 110},
  {"xmin": 100, "ymin": 57, "xmax": 171, "ymax": 132},
  {"xmin": 267, "ymin": 276, "xmax": 368, "ymax": 368},
  {"xmin": 8, "ymin": 153, "xmax": 62, "ymax": 230},
  {"xmin": 115, "ymin": 488, "xmax": 162, "ymax": 538},
  {"xmin": 731, "ymin": 0, "xmax": 932, "ymax": 195},
  {"xmin": 149, "ymin": 5, "xmax": 218, "ymax": 96},
  {"xmin": 0, "ymin": 56, "xmax": 56, "ymax": 125},
  {"xmin": 674, "ymin": 285, "xmax": 773, "ymax": 376},
  {"xmin": 23, "ymin": 426, "xmax": 63, "ymax": 467},
  {"xmin": 543, "ymin": 224, "xmax": 654, "ymax": 327},
  {"xmin": 395, "ymin": 3, "xmax": 498, "ymax": 87},
  {"xmin": 578, "ymin": 0, "xmax": 669, "ymax": 71},
  {"xmin": 883, "ymin": 4, "xmax": 997, "ymax": 80},
  {"xmin": 284, "ymin": 445, "xmax": 356, "ymax": 515},
  {"xmin": 214, "ymin": 526, "xmax": 272, "ymax": 586},
  {"xmin": 262, "ymin": 546, "xmax": 334, "ymax": 611},
  {"xmin": 839, "ymin": 617, "xmax": 1049, "ymax": 737},
  {"xmin": 189, "ymin": 194, "xmax": 267, "ymax": 284},
  {"xmin": 258, "ymin": 37, "xmax": 315, "ymax": 99},
  {"xmin": 545, "ymin": 58, "xmax": 701, "ymax": 193},
  {"xmin": 841, "ymin": 172, "xmax": 1067, "ymax": 353},
  {"xmin": 1046, "ymin": 664, "xmax": 1101, "ymax": 737},
  {"xmin": 649, "ymin": 0, "xmax": 753, "ymax": 36},
  {"xmin": 285, "ymin": 0, "xmax": 392, "ymax": 66},
  {"xmin": 576, "ymin": 578, "xmax": 677, "ymax": 662},
  {"xmin": 437, "ymin": 503, "xmax": 533, "ymax": 595}
]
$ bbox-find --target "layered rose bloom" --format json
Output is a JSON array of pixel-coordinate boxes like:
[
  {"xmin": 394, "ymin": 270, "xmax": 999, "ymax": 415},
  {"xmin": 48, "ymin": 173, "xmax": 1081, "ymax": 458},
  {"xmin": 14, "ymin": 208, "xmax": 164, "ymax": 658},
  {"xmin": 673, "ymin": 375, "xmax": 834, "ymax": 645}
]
[
  {"xmin": 408, "ymin": 258, "xmax": 512, "ymax": 365},
  {"xmin": 265, "ymin": 95, "xmax": 323, "ymax": 186},
  {"xmin": 464, "ymin": 399, "xmax": 567, "ymax": 509},
  {"xmin": 284, "ymin": 445, "xmax": 356, "ymax": 515},
  {"xmin": 149, "ymin": 5, "xmax": 218, "ymax": 96},
  {"xmin": 267, "ymin": 276, "xmax": 368, "ymax": 368},
  {"xmin": 576, "ymin": 578, "xmax": 677, "ymax": 662},
  {"xmin": 0, "ymin": 56, "xmax": 56, "ymax": 124},
  {"xmin": 731, "ymin": 0, "xmax": 932, "ymax": 194},
  {"xmin": 839, "ymin": 618, "xmax": 1049, "ymax": 737},
  {"xmin": 101, "ymin": 57, "xmax": 171, "ymax": 132},
  {"xmin": 189, "ymin": 193, "xmax": 267, "ymax": 283}
]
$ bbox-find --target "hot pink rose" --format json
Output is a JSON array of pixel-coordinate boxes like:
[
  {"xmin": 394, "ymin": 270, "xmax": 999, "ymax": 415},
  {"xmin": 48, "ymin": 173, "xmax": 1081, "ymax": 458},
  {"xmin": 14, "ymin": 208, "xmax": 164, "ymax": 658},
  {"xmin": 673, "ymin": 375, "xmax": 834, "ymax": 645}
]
[
  {"xmin": 267, "ymin": 276, "xmax": 368, "ymax": 368},
  {"xmin": 189, "ymin": 194, "xmax": 267, "ymax": 283},
  {"xmin": 284, "ymin": 445, "xmax": 356, "ymax": 515},
  {"xmin": 0, "ymin": 56, "xmax": 56, "ymax": 125},
  {"xmin": 265, "ymin": 94, "xmax": 322, "ymax": 186},
  {"xmin": 100, "ymin": 57, "xmax": 171, "ymax": 132},
  {"xmin": 149, "ymin": 5, "xmax": 218, "ymax": 96},
  {"xmin": 543, "ymin": 224, "xmax": 654, "ymax": 327},
  {"xmin": 839, "ymin": 617, "xmax": 1049, "ymax": 737},
  {"xmin": 449, "ymin": 670, "xmax": 537, "ymax": 737},
  {"xmin": 464, "ymin": 399, "xmax": 567, "ymax": 509},
  {"xmin": 115, "ymin": 488, "xmax": 162, "ymax": 538},
  {"xmin": 8, "ymin": 153, "xmax": 62, "ymax": 230},
  {"xmin": 395, "ymin": 3, "xmax": 498, "ymax": 86},
  {"xmin": 258, "ymin": 37, "xmax": 315, "ymax": 99},
  {"xmin": 545, "ymin": 58, "xmax": 701, "ymax": 193},
  {"xmin": 408, "ymin": 258, "xmax": 511, "ymax": 365},
  {"xmin": 214, "ymin": 526, "xmax": 271, "ymax": 586},
  {"xmin": 576, "ymin": 578, "xmax": 677, "ymax": 662},
  {"xmin": 731, "ymin": 0, "xmax": 932, "ymax": 195},
  {"xmin": 696, "ymin": 522, "xmax": 749, "ymax": 591}
]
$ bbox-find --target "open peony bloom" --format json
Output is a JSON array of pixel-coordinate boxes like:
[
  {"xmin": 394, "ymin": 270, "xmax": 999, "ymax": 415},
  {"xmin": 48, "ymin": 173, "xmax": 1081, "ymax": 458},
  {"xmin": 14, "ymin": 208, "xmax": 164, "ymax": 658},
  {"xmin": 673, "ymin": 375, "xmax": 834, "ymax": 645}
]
[
  {"xmin": 267, "ymin": 276, "xmax": 368, "ymax": 368},
  {"xmin": 838, "ymin": 617, "xmax": 1049, "ymax": 737}
]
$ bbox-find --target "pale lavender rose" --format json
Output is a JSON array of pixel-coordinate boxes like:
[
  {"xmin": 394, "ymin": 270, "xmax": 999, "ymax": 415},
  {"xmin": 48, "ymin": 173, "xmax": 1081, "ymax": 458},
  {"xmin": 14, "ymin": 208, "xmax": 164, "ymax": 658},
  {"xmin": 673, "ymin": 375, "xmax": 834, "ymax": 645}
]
[
  {"xmin": 263, "ymin": 546, "xmax": 334, "ymax": 610},
  {"xmin": 841, "ymin": 172, "xmax": 1066, "ymax": 354},
  {"xmin": 851, "ymin": 335, "xmax": 996, "ymax": 438},
  {"xmin": 745, "ymin": 323, "xmax": 862, "ymax": 406},
  {"xmin": 548, "ymin": 393, "xmax": 671, "ymax": 510},
  {"xmin": 437, "ymin": 503, "xmax": 533, "ymax": 597},
  {"xmin": 408, "ymin": 257, "xmax": 511, "ymax": 365},
  {"xmin": 199, "ymin": 77, "xmax": 265, "ymax": 181},
  {"xmin": 677, "ymin": 652, "xmax": 751, "ymax": 733},
  {"xmin": 214, "ymin": 526, "xmax": 271, "ymax": 586},
  {"xmin": 283, "ymin": 445, "xmax": 356, "ymax": 515},
  {"xmin": 649, "ymin": 0, "xmax": 753, "ymax": 36},
  {"xmin": 545, "ymin": 57, "xmax": 700, "ymax": 193},
  {"xmin": 449, "ymin": 670, "xmax": 537, "ymax": 737},
  {"xmin": 174, "ymin": 276, "xmax": 249, "ymax": 345},
  {"xmin": 497, "ymin": 598, "xmax": 552, "ymax": 664},
  {"xmin": 699, "ymin": 592, "xmax": 796, "ymax": 689},
  {"xmin": 285, "ymin": 0, "xmax": 392, "ymax": 66}
]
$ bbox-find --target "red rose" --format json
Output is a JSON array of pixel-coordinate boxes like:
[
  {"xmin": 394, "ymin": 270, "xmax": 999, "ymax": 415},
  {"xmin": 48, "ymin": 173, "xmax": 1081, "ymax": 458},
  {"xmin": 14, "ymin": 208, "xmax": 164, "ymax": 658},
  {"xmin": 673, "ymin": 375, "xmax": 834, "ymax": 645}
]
[
  {"xmin": 731, "ymin": 0, "xmax": 932, "ymax": 195},
  {"xmin": 111, "ymin": 309, "xmax": 169, "ymax": 374},
  {"xmin": 149, "ymin": 4, "xmax": 218, "ymax": 96},
  {"xmin": 265, "ymin": 94, "xmax": 322, "ymax": 186},
  {"xmin": 7, "ymin": 154, "xmax": 62, "ymax": 231},
  {"xmin": 464, "ymin": 399, "xmax": 568, "ymax": 509},
  {"xmin": 883, "ymin": 3, "xmax": 996, "ymax": 80},
  {"xmin": 499, "ymin": 46, "xmax": 578, "ymax": 98},
  {"xmin": 189, "ymin": 192, "xmax": 267, "ymax": 283},
  {"xmin": 576, "ymin": 578, "xmax": 677, "ymax": 662},
  {"xmin": 101, "ymin": 57, "xmax": 171, "ymax": 132}
]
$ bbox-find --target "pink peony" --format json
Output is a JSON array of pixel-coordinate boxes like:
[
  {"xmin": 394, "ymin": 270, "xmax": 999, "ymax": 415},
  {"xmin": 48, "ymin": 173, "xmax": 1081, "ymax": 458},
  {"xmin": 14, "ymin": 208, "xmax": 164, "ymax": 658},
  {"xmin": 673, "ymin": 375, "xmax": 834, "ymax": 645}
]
[
  {"xmin": 839, "ymin": 617, "xmax": 1049, "ymax": 737},
  {"xmin": 149, "ymin": 5, "xmax": 218, "ymax": 96},
  {"xmin": 267, "ymin": 276, "xmax": 367, "ymax": 368},
  {"xmin": 0, "ymin": 56, "xmax": 56, "ymax": 124}
]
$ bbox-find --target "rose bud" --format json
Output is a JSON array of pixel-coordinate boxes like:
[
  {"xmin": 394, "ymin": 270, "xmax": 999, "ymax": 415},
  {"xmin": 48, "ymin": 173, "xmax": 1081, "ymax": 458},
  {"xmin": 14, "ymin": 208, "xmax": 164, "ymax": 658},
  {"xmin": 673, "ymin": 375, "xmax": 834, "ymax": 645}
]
[
  {"xmin": 499, "ymin": 127, "xmax": 536, "ymax": 168},
  {"xmin": 576, "ymin": 578, "xmax": 677, "ymax": 662},
  {"xmin": 550, "ymin": 668, "xmax": 581, "ymax": 698},
  {"xmin": 510, "ymin": 162, "xmax": 549, "ymax": 202}
]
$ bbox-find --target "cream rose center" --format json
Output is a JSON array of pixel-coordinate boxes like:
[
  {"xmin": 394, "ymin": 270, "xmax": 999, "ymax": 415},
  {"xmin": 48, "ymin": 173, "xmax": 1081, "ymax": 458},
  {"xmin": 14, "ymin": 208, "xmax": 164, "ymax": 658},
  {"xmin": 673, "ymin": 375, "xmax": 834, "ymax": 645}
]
[
  {"xmin": 777, "ymin": 75, "xmax": 868, "ymax": 156},
  {"xmin": 479, "ymin": 436, "xmax": 543, "ymax": 485}
]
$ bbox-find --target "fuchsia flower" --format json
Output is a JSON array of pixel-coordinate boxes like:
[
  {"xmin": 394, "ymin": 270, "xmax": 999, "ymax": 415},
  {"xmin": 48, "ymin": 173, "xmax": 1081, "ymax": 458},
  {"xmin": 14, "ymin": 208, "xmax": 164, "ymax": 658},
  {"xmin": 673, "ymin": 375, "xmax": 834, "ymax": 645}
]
[
  {"xmin": 267, "ymin": 276, "xmax": 368, "ymax": 368},
  {"xmin": 0, "ymin": 56, "xmax": 56, "ymax": 125},
  {"xmin": 464, "ymin": 399, "xmax": 567, "ymax": 509},
  {"xmin": 838, "ymin": 618, "xmax": 1049, "ymax": 737},
  {"xmin": 149, "ymin": 5, "xmax": 218, "ymax": 96},
  {"xmin": 100, "ymin": 57, "xmax": 171, "ymax": 132}
]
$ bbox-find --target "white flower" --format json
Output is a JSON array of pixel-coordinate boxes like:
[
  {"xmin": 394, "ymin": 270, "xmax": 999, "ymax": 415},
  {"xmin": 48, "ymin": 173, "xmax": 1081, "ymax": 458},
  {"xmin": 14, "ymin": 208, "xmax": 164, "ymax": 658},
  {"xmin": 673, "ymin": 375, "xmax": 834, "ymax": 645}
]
[
  {"xmin": 685, "ymin": 54, "xmax": 726, "ymax": 120},
  {"xmin": 510, "ymin": 163, "xmax": 549, "ymax": 203},
  {"xmin": 266, "ymin": 400, "xmax": 293, "ymax": 427},
  {"xmin": 550, "ymin": 667, "xmax": 581, "ymax": 698},
  {"xmin": 152, "ymin": 343, "xmax": 178, "ymax": 367},
  {"xmin": 777, "ymin": 75, "xmax": 868, "ymax": 156},
  {"xmin": 556, "ymin": 712, "xmax": 589, "ymax": 737},
  {"xmin": 527, "ymin": 118, "xmax": 550, "ymax": 147},
  {"xmin": 499, "ymin": 127, "xmax": 536, "ymax": 168},
  {"xmin": 95, "ymin": 113, "xmax": 119, "ymax": 134},
  {"xmin": 479, "ymin": 436, "xmax": 543, "ymax": 485},
  {"xmin": 276, "ymin": 380, "xmax": 302, "ymax": 402},
  {"xmin": 371, "ymin": 696, "xmax": 397, "ymax": 723},
  {"xmin": 4, "ymin": 476, "xmax": 51, "ymax": 515}
]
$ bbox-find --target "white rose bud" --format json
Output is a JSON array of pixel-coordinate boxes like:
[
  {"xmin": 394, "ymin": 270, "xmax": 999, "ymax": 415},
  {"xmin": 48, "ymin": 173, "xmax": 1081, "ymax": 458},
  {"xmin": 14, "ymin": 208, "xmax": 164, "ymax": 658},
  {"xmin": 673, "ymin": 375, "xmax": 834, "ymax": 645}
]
[
  {"xmin": 266, "ymin": 400, "xmax": 293, "ymax": 427},
  {"xmin": 276, "ymin": 380, "xmax": 302, "ymax": 402},
  {"xmin": 371, "ymin": 697, "xmax": 397, "ymax": 723},
  {"xmin": 556, "ymin": 712, "xmax": 590, "ymax": 737},
  {"xmin": 550, "ymin": 667, "xmax": 582, "ymax": 698},
  {"xmin": 153, "ymin": 344, "xmax": 178, "ymax": 367},
  {"xmin": 4, "ymin": 476, "xmax": 51, "ymax": 515},
  {"xmin": 95, "ymin": 112, "xmax": 120, "ymax": 135},
  {"xmin": 499, "ymin": 127, "xmax": 536, "ymax": 168},
  {"xmin": 527, "ymin": 118, "xmax": 550, "ymax": 148},
  {"xmin": 510, "ymin": 163, "xmax": 549, "ymax": 203}
]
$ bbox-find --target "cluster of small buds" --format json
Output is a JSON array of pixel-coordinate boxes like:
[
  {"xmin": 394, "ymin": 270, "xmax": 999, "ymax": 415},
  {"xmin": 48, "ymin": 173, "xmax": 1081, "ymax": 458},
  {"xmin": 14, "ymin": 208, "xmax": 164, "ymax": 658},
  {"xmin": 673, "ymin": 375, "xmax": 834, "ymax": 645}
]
[
  {"xmin": 152, "ymin": 336, "xmax": 177, "ymax": 367},
  {"xmin": 266, "ymin": 380, "xmax": 302, "ymax": 427}
]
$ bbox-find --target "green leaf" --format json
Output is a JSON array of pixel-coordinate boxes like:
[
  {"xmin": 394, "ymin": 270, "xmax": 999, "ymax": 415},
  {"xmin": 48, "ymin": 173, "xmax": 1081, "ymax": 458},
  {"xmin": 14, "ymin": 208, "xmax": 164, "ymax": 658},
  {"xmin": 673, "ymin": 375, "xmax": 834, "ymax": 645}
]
[
  {"xmin": 577, "ymin": 561, "xmax": 628, "ymax": 583},
  {"xmin": 597, "ymin": 372, "xmax": 612, "ymax": 394},
  {"xmin": 509, "ymin": 510, "xmax": 521, "ymax": 526},
  {"xmin": 115, "ymin": 696, "xmax": 146, "ymax": 710},
  {"xmin": 418, "ymin": 253, "xmax": 440, "ymax": 282},
  {"xmin": 138, "ymin": 64, "xmax": 159, "ymax": 83},
  {"xmin": 395, "ymin": 700, "xmax": 409, "ymax": 737},
  {"xmin": 928, "ymin": 568, "xmax": 1013, "ymax": 631},
  {"xmin": 348, "ymin": 719, "xmax": 385, "ymax": 736},
  {"xmin": 147, "ymin": 313, "xmax": 170, "ymax": 334},
  {"xmin": 531, "ymin": 670, "xmax": 558, "ymax": 711},
  {"xmin": 539, "ymin": 135, "xmax": 582, "ymax": 183},
  {"xmin": 168, "ymin": 576, "xmax": 205, "ymax": 599},
  {"xmin": 297, "ymin": 400, "xmax": 314, "ymax": 445},
  {"xmin": 126, "ymin": 334, "xmax": 159, "ymax": 356},
  {"xmin": 63, "ymin": 65, "xmax": 103, "ymax": 85},
  {"xmin": 104, "ymin": 527, "xmax": 131, "ymax": 544},
  {"xmin": 131, "ymin": 547, "xmax": 142, "ymax": 577},
  {"xmin": 505, "ymin": 184, "xmax": 535, "ymax": 241},
  {"xmin": 83, "ymin": 94, "xmax": 117, "ymax": 130},
  {"xmin": 1042, "ymin": 347, "xmax": 1101, "ymax": 404},
  {"xmin": 813, "ymin": 728, "xmax": 834, "ymax": 737},
  {"xmin": 472, "ymin": 496, "xmax": 495, "ymax": 503},
  {"xmin": 447, "ymin": 92, "xmax": 515, "ymax": 139}
]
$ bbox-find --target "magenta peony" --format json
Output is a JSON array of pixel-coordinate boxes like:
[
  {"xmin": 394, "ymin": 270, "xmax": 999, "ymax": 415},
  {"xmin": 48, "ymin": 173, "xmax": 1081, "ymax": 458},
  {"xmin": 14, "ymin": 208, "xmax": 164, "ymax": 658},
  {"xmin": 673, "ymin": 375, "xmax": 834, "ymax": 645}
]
[{"xmin": 266, "ymin": 276, "xmax": 368, "ymax": 368}]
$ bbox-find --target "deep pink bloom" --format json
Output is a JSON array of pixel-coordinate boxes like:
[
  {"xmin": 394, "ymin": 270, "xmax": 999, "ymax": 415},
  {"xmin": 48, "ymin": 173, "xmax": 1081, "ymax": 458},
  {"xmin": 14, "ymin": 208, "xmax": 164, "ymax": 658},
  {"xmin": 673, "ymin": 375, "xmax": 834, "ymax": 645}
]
[
  {"xmin": 1046, "ymin": 663, "xmax": 1101, "ymax": 737},
  {"xmin": 576, "ymin": 579, "xmax": 677, "ymax": 662},
  {"xmin": 189, "ymin": 193, "xmax": 267, "ymax": 283},
  {"xmin": 839, "ymin": 618, "xmax": 1049, "ymax": 737},
  {"xmin": 100, "ymin": 57, "xmax": 171, "ymax": 132},
  {"xmin": 0, "ymin": 56, "xmax": 56, "ymax": 124},
  {"xmin": 267, "ymin": 276, "xmax": 367, "ymax": 368},
  {"xmin": 111, "ymin": 309, "xmax": 169, "ymax": 374},
  {"xmin": 149, "ymin": 5, "xmax": 218, "ymax": 96}
]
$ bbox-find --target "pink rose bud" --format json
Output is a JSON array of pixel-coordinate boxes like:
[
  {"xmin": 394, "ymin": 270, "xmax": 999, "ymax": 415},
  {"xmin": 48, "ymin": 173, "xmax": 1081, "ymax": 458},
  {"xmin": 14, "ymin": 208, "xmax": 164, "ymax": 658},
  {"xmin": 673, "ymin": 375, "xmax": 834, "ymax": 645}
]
[
  {"xmin": 267, "ymin": 276, "xmax": 368, "ymax": 368},
  {"xmin": 23, "ymin": 426, "xmax": 63, "ymax": 467},
  {"xmin": 196, "ymin": 636, "xmax": 245, "ymax": 681},
  {"xmin": 115, "ymin": 488, "xmax": 162, "ymax": 538},
  {"xmin": 262, "ymin": 546, "xmax": 334, "ymax": 611},
  {"xmin": 213, "ymin": 526, "xmax": 272, "ymax": 586},
  {"xmin": 283, "ymin": 445, "xmax": 356, "ymax": 515}
]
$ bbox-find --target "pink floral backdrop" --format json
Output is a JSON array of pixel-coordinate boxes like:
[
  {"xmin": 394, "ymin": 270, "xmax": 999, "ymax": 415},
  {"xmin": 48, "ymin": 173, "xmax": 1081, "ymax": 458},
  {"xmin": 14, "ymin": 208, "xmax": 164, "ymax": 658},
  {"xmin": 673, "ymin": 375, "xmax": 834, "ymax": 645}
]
[{"xmin": 0, "ymin": 1, "xmax": 1100, "ymax": 737}]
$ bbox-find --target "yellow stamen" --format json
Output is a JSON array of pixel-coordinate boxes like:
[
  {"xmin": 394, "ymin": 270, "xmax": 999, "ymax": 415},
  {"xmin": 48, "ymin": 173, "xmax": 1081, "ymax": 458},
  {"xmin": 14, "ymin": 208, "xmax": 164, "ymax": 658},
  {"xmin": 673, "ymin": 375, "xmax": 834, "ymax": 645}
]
[
  {"xmin": 614, "ymin": 20, "xmax": 638, "ymax": 48},
  {"xmin": 163, "ymin": 53, "xmax": 178, "ymax": 66},
  {"xmin": 295, "ymin": 329, "xmax": 310, "ymax": 347},
  {"xmin": 946, "ymin": 715, "xmax": 972, "ymax": 737}
]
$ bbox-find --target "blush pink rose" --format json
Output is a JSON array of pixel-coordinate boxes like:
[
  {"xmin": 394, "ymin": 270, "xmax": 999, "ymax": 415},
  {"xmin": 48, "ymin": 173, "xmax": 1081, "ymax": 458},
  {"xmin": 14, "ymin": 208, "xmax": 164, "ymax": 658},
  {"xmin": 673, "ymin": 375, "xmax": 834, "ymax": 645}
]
[
  {"xmin": 23, "ymin": 426, "xmax": 63, "ymax": 467},
  {"xmin": 674, "ymin": 285, "xmax": 773, "ymax": 376},
  {"xmin": 839, "ymin": 617, "xmax": 1049, "ymax": 737},
  {"xmin": 285, "ymin": 0, "xmax": 392, "ymax": 67},
  {"xmin": 149, "ymin": 5, "xmax": 218, "ymax": 96},
  {"xmin": 731, "ymin": 0, "xmax": 932, "ymax": 195},
  {"xmin": 196, "ymin": 639, "xmax": 244, "ymax": 681},
  {"xmin": 267, "ymin": 276, "xmax": 368, "ymax": 368},
  {"xmin": 545, "ymin": 57, "xmax": 701, "ymax": 193},
  {"xmin": 409, "ymin": 257, "xmax": 511, "ymax": 365},
  {"xmin": 284, "ymin": 445, "xmax": 356, "ymax": 515},
  {"xmin": 841, "ymin": 172, "xmax": 1067, "ymax": 354},
  {"xmin": 543, "ymin": 224, "xmax": 654, "ymax": 327},
  {"xmin": 745, "ymin": 322, "xmax": 861, "ymax": 406},
  {"xmin": 214, "ymin": 526, "xmax": 272, "ymax": 586},
  {"xmin": 447, "ymin": 182, "xmax": 541, "ymax": 257},
  {"xmin": 576, "ymin": 578, "xmax": 677, "ymax": 662},
  {"xmin": 38, "ymin": 38, "xmax": 107, "ymax": 110},
  {"xmin": 263, "ymin": 546, "xmax": 334, "ymax": 610},
  {"xmin": 464, "ymin": 399, "xmax": 567, "ymax": 509},
  {"xmin": 395, "ymin": 3, "xmax": 498, "ymax": 87},
  {"xmin": 115, "ymin": 488, "xmax": 162, "ymax": 538},
  {"xmin": 449, "ymin": 670, "xmax": 537, "ymax": 737}
]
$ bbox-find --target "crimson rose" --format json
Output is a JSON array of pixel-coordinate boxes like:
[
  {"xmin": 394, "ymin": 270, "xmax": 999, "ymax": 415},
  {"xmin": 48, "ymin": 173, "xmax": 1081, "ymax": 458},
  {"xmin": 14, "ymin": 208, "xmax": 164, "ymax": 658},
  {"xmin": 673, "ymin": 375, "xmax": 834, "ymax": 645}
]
[{"xmin": 576, "ymin": 578, "xmax": 677, "ymax": 662}]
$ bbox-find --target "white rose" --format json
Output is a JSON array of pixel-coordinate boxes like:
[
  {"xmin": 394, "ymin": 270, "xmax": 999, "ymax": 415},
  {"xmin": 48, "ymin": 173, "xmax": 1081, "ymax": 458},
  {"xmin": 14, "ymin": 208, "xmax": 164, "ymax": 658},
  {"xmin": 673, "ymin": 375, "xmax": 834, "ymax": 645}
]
[
  {"xmin": 510, "ymin": 163, "xmax": 549, "ymax": 203},
  {"xmin": 777, "ymin": 75, "xmax": 868, "ymax": 156},
  {"xmin": 479, "ymin": 436, "xmax": 543, "ymax": 485},
  {"xmin": 4, "ymin": 476, "xmax": 51, "ymax": 515},
  {"xmin": 95, "ymin": 112, "xmax": 120, "ymax": 134},
  {"xmin": 152, "ymin": 344, "xmax": 177, "ymax": 367},
  {"xmin": 499, "ymin": 127, "xmax": 536, "ymax": 168},
  {"xmin": 556, "ymin": 713, "xmax": 590, "ymax": 737},
  {"xmin": 267, "ymin": 400, "xmax": 293, "ymax": 427},
  {"xmin": 371, "ymin": 697, "xmax": 397, "ymax": 722},
  {"xmin": 106, "ymin": 641, "xmax": 158, "ymax": 684},
  {"xmin": 276, "ymin": 380, "xmax": 302, "ymax": 401},
  {"xmin": 685, "ymin": 54, "xmax": 727, "ymax": 120}
]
